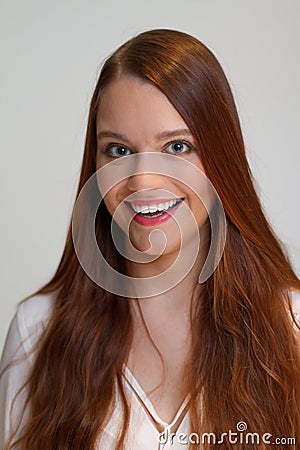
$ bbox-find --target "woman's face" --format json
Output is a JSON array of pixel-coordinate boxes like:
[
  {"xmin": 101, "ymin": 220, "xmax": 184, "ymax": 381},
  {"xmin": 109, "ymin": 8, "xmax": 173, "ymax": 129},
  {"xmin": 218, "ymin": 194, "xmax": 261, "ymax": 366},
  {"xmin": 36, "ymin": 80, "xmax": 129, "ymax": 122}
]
[{"xmin": 96, "ymin": 75, "xmax": 210, "ymax": 257}]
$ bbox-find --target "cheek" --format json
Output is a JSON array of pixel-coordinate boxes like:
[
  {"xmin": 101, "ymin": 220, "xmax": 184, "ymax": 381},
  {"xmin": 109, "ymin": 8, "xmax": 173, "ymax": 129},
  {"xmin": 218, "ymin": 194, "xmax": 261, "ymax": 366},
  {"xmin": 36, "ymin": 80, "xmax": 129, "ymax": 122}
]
[
  {"xmin": 182, "ymin": 166, "xmax": 215, "ymax": 230},
  {"xmin": 97, "ymin": 173, "xmax": 126, "ymax": 217},
  {"xmin": 100, "ymin": 182, "xmax": 133, "ymax": 234},
  {"xmin": 101, "ymin": 189, "xmax": 118, "ymax": 217},
  {"xmin": 191, "ymin": 195, "xmax": 210, "ymax": 228}
]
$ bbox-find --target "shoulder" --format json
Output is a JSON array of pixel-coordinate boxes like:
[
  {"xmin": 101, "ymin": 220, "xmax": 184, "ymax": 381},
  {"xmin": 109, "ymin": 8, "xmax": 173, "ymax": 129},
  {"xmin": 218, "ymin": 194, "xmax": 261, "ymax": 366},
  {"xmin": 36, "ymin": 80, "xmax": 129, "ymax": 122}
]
[
  {"xmin": 1, "ymin": 293, "xmax": 55, "ymax": 364},
  {"xmin": 17, "ymin": 292, "xmax": 54, "ymax": 334},
  {"xmin": 0, "ymin": 293, "xmax": 55, "ymax": 446},
  {"xmin": 16, "ymin": 292, "xmax": 55, "ymax": 356}
]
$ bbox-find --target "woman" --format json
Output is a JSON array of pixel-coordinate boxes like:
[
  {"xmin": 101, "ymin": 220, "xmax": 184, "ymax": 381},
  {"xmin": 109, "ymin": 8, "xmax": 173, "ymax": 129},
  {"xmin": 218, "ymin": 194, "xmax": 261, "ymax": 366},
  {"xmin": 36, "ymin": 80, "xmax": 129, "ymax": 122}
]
[{"xmin": 1, "ymin": 29, "xmax": 300, "ymax": 450}]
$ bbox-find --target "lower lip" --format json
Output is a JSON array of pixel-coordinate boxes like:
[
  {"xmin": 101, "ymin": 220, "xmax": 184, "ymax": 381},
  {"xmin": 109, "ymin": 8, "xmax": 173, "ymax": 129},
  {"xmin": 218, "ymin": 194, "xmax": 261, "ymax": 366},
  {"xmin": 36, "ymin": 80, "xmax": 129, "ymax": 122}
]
[{"xmin": 126, "ymin": 201, "xmax": 183, "ymax": 226}]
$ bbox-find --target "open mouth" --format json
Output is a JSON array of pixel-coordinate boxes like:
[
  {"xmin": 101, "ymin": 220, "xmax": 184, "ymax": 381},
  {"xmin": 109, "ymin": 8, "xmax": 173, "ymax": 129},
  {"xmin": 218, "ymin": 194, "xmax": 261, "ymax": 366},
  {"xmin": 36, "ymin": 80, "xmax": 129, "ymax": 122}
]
[{"xmin": 127, "ymin": 198, "xmax": 184, "ymax": 218}]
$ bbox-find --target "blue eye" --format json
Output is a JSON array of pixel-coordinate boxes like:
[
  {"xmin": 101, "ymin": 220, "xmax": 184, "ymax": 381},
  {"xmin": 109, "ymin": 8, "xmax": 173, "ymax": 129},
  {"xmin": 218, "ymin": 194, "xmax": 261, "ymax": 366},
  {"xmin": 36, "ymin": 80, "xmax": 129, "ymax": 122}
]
[
  {"xmin": 105, "ymin": 144, "xmax": 132, "ymax": 157},
  {"xmin": 166, "ymin": 141, "xmax": 191, "ymax": 154}
]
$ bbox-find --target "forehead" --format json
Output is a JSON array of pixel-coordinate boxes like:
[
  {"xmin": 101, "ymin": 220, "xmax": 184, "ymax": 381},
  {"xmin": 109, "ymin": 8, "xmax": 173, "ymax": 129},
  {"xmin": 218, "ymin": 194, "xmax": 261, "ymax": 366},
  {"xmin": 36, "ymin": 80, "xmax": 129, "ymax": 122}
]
[{"xmin": 96, "ymin": 76, "xmax": 189, "ymax": 141}]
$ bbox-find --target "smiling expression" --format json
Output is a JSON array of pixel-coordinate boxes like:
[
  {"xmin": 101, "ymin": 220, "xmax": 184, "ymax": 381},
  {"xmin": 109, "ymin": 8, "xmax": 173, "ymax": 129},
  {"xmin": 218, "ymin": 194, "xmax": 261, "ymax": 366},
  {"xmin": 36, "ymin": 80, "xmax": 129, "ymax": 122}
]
[{"xmin": 96, "ymin": 75, "xmax": 210, "ymax": 256}]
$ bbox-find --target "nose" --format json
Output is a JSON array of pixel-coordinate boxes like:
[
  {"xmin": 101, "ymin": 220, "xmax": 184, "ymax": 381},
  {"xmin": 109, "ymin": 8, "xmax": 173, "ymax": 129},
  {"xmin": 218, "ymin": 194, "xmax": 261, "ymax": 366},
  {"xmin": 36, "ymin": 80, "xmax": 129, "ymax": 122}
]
[
  {"xmin": 127, "ymin": 171, "xmax": 165, "ymax": 192},
  {"xmin": 125, "ymin": 152, "xmax": 166, "ymax": 193}
]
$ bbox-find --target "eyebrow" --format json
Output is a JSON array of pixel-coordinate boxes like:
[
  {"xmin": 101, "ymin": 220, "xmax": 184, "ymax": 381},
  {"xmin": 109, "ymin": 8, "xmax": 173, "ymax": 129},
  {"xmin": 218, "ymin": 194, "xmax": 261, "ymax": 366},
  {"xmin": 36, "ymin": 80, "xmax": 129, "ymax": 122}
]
[
  {"xmin": 97, "ymin": 128, "xmax": 193, "ymax": 143},
  {"xmin": 156, "ymin": 128, "xmax": 193, "ymax": 140}
]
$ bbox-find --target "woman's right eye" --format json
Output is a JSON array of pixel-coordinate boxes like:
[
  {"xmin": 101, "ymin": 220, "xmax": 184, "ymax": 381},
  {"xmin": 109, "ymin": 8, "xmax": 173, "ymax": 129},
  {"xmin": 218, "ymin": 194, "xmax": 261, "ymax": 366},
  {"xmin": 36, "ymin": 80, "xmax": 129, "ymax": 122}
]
[{"xmin": 104, "ymin": 144, "xmax": 132, "ymax": 158}]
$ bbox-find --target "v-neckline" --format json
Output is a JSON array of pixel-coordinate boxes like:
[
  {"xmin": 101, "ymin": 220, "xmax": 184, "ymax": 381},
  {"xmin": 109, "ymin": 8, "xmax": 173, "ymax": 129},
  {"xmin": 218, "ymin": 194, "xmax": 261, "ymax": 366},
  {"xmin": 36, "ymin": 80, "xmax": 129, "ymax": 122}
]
[{"xmin": 122, "ymin": 365, "xmax": 190, "ymax": 433}]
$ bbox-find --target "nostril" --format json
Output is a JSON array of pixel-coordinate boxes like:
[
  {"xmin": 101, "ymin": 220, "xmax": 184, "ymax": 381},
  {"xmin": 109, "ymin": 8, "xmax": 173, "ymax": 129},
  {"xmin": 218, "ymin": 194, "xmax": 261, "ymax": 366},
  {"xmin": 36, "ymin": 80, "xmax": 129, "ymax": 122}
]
[{"xmin": 127, "ymin": 173, "xmax": 164, "ymax": 191}]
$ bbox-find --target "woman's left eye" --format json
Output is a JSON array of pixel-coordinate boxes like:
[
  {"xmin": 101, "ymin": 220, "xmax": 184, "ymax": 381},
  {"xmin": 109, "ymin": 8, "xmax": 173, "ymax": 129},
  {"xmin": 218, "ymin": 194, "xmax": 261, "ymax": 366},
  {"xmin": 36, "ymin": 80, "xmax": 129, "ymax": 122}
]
[{"xmin": 165, "ymin": 141, "xmax": 192, "ymax": 154}]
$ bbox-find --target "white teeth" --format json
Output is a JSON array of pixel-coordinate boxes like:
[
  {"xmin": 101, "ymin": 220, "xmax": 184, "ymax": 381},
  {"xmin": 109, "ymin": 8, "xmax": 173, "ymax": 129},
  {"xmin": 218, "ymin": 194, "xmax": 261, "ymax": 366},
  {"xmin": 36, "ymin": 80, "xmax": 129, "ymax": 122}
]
[
  {"xmin": 131, "ymin": 199, "xmax": 180, "ymax": 214},
  {"xmin": 139, "ymin": 205, "xmax": 149, "ymax": 214}
]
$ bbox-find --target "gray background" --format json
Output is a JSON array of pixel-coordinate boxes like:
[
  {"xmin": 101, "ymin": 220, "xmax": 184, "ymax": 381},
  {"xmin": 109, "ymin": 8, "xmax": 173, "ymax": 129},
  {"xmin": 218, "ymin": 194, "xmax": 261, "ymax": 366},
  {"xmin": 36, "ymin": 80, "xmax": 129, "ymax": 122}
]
[{"xmin": 1, "ymin": 0, "xmax": 299, "ymax": 352}]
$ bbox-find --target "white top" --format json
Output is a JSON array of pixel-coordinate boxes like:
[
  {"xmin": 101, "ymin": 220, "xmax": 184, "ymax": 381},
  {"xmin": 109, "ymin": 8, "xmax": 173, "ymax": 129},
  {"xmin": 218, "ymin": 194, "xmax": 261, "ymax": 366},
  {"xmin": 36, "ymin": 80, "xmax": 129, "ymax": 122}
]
[{"xmin": 1, "ymin": 291, "xmax": 300, "ymax": 449}]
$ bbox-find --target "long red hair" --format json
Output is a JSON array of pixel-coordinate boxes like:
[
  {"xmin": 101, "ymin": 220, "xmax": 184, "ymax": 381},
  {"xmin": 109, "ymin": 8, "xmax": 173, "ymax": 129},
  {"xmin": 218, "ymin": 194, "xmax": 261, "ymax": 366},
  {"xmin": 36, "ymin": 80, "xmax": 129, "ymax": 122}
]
[{"xmin": 5, "ymin": 29, "xmax": 300, "ymax": 449}]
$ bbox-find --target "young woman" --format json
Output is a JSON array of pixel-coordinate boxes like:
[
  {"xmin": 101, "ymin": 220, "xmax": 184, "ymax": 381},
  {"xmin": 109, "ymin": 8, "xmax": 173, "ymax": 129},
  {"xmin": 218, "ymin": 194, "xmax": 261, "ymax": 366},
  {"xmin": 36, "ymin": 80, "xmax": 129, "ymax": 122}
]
[{"xmin": 1, "ymin": 29, "xmax": 300, "ymax": 450}]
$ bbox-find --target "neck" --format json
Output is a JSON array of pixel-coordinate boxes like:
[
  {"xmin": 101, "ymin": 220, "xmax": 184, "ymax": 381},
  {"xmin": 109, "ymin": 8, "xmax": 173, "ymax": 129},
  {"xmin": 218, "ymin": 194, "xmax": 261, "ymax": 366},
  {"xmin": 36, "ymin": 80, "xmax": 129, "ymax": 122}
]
[{"xmin": 125, "ymin": 224, "xmax": 209, "ymax": 327}]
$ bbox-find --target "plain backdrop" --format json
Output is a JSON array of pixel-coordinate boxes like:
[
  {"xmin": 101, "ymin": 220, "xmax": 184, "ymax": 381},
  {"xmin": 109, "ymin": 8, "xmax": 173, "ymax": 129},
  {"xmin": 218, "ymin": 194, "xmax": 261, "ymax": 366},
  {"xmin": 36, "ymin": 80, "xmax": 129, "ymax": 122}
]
[{"xmin": 1, "ymin": 0, "xmax": 299, "ymax": 353}]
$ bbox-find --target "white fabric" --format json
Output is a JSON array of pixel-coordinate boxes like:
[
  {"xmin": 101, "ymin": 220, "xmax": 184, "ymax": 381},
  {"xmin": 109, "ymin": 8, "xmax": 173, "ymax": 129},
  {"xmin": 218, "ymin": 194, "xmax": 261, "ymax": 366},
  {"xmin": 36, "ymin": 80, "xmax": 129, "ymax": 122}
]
[{"xmin": 1, "ymin": 291, "xmax": 300, "ymax": 449}]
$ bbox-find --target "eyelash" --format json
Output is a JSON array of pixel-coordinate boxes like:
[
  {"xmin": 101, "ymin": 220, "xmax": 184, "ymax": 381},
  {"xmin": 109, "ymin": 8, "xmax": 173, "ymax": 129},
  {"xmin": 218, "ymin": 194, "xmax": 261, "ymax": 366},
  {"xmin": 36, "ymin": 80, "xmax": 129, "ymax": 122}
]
[{"xmin": 101, "ymin": 140, "xmax": 193, "ymax": 158}]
